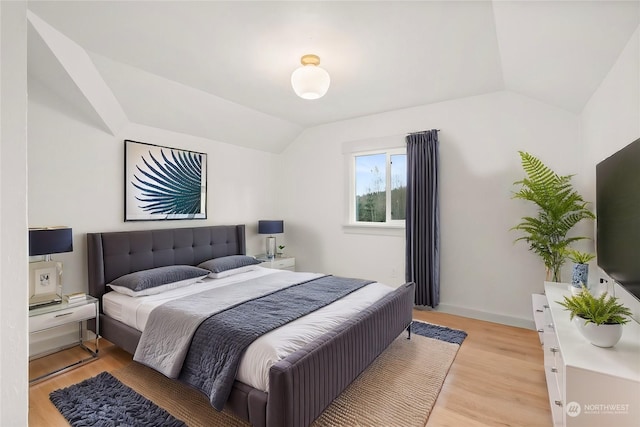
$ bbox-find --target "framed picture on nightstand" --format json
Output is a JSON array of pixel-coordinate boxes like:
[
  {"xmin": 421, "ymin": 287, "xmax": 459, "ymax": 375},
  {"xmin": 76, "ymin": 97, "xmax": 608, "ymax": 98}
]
[{"xmin": 29, "ymin": 261, "xmax": 61, "ymax": 297}]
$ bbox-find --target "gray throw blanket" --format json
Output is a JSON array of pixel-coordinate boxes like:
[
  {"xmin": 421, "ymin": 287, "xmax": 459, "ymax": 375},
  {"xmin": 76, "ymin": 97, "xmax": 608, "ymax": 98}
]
[
  {"xmin": 134, "ymin": 271, "xmax": 321, "ymax": 377},
  {"xmin": 178, "ymin": 275, "xmax": 373, "ymax": 410}
]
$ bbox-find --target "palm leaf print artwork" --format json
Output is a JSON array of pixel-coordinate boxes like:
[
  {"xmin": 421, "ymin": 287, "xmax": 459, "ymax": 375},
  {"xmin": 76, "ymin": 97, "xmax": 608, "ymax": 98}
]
[
  {"xmin": 133, "ymin": 149, "xmax": 203, "ymax": 215},
  {"xmin": 125, "ymin": 140, "xmax": 207, "ymax": 221}
]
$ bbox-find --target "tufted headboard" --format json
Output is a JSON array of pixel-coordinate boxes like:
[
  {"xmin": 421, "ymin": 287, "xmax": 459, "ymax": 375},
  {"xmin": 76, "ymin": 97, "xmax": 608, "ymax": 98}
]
[{"xmin": 87, "ymin": 225, "xmax": 246, "ymax": 309}]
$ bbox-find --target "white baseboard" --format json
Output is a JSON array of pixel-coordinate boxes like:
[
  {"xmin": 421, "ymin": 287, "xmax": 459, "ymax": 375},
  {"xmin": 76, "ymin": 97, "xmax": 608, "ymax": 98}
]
[{"xmin": 418, "ymin": 303, "xmax": 535, "ymax": 330}]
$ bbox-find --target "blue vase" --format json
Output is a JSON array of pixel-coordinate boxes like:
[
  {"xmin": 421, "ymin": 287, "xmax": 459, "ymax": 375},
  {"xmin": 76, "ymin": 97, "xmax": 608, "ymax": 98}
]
[{"xmin": 571, "ymin": 263, "xmax": 589, "ymax": 288}]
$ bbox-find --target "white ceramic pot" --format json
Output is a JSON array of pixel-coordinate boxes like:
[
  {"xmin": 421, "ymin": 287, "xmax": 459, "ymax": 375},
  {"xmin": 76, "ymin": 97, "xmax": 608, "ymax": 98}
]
[{"xmin": 573, "ymin": 317, "xmax": 623, "ymax": 348}]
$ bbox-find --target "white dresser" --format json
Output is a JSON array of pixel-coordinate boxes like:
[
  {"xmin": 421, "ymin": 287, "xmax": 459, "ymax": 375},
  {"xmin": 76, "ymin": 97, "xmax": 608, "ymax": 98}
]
[{"xmin": 532, "ymin": 282, "xmax": 640, "ymax": 427}]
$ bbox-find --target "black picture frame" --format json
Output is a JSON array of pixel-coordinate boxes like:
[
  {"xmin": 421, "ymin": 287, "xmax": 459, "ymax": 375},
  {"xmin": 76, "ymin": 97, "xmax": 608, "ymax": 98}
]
[{"xmin": 124, "ymin": 140, "xmax": 207, "ymax": 221}]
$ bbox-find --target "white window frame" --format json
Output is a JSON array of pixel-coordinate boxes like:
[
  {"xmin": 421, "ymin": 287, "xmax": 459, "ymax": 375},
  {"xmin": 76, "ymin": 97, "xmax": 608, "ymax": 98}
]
[{"xmin": 347, "ymin": 147, "xmax": 406, "ymax": 230}]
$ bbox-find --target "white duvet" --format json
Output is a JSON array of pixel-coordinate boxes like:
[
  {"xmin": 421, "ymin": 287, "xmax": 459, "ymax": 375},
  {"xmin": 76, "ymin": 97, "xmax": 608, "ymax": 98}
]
[{"xmin": 103, "ymin": 267, "xmax": 393, "ymax": 392}]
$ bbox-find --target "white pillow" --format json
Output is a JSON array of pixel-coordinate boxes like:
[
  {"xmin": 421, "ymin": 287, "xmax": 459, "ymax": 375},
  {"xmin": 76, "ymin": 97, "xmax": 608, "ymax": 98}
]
[{"xmin": 108, "ymin": 275, "xmax": 206, "ymax": 297}]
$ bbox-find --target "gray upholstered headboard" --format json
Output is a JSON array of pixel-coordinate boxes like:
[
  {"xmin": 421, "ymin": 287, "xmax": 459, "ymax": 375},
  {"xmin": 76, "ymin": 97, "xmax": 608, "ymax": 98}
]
[{"xmin": 87, "ymin": 225, "xmax": 246, "ymax": 308}]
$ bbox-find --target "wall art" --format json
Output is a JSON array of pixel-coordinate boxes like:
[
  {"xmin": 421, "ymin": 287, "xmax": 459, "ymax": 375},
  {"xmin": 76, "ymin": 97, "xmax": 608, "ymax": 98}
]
[{"xmin": 125, "ymin": 140, "xmax": 207, "ymax": 221}]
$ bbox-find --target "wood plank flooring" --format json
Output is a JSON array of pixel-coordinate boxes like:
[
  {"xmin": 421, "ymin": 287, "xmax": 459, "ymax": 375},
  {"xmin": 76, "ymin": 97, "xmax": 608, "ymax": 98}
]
[
  {"xmin": 413, "ymin": 310, "xmax": 551, "ymax": 427},
  {"xmin": 28, "ymin": 310, "xmax": 551, "ymax": 426}
]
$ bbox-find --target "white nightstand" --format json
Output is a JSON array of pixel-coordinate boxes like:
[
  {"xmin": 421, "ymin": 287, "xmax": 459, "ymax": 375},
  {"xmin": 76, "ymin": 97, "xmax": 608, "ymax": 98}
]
[
  {"xmin": 29, "ymin": 295, "xmax": 99, "ymax": 383},
  {"xmin": 256, "ymin": 255, "xmax": 296, "ymax": 271}
]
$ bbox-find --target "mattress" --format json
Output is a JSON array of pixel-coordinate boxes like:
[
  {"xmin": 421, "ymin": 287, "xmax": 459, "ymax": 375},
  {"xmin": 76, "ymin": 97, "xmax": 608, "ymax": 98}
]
[{"xmin": 103, "ymin": 267, "xmax": 394, "ymax": 391}]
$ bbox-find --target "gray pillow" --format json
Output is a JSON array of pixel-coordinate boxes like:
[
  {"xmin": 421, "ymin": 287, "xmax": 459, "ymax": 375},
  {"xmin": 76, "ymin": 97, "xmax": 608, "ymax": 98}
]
[
  {"xmin": 110, "ymin": 265, "xmax": 210, "ymax": 292},
  {"xmin": 198, "ymin": 255, "xmax": 261, "ymax": 278}
]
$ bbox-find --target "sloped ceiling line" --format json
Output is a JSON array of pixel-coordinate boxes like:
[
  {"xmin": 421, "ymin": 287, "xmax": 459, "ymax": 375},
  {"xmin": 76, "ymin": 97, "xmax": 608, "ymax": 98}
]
[
  {"xmin": 28, "ymin": 9, "xmax": 304, "ymax": 153},
  {"xmin": 27, "ymin": 10, "xmax": 128, "ymax": 136},
  {"xmin": 26, "ymin": 1, "xmax": 640, "ymax": 152}
]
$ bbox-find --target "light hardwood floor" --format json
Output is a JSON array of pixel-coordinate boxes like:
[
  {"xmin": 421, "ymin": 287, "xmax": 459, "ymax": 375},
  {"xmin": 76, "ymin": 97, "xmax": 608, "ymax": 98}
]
[
  {"xmin": 413, "ymin": 310, "xmax": 551, "ymax": 427},
  {"xmin": 29, "ymin": 310, "xmax": 551, "ymax": 426}
]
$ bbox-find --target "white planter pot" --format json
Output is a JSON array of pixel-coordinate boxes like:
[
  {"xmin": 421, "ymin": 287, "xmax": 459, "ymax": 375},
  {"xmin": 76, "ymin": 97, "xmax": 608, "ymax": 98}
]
[{"xmin": 573, "ymin": 317, "xmax": 623, "ymax": 348}]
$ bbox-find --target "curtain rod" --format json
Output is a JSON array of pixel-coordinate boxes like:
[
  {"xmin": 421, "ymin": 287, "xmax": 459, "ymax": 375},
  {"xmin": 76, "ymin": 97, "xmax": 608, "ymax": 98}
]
[{"xmin": 406, "ymin": 129, "xmax": 440, "ymax": 135}]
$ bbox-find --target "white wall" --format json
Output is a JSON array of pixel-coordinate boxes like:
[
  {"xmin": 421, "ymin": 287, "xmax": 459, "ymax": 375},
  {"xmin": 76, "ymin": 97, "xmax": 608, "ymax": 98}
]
[
  {"xmin": 581, "ymin": 25, "xmax": 640, "ymax": 320},
  {"xmin": 27, "ymin": 80, "xmax": 280, "ymax": 297},
  {"xmin": 0, "ymin": 1, "xmax": 29, "ymax": 424},
  {"xmin": 280, "ymin": 91, "xmax": 583, "ymax": 327}
]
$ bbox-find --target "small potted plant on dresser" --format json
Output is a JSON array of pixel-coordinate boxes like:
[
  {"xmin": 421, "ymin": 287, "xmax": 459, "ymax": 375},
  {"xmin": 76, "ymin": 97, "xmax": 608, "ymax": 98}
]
[
  {"xmin": 557, "ymin": 286, "xmax": 632, "ymax": 347},
  {"xmin": 565, "ymin": 248, "xmax": 596, "ymax": 294}
]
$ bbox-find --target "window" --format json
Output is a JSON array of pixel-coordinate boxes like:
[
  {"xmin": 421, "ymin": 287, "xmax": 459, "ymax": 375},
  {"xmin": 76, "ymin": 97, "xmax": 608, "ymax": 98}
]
[{"xmin": 351, "ymin": 148, "xmax": 406, "ymax": 225}]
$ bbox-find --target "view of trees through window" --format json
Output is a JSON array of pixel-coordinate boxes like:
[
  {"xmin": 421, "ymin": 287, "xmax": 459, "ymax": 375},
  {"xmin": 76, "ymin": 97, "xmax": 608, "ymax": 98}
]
[{"xmin": 355, "ymin": 152, "xmax": 406, "ymax": 222}]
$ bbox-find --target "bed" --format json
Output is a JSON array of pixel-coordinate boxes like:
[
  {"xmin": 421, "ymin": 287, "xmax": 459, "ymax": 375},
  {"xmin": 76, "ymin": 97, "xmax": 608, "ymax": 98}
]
[{"xmin": 87, "ymin": 224, "xmax": 414, "ymax": 427}]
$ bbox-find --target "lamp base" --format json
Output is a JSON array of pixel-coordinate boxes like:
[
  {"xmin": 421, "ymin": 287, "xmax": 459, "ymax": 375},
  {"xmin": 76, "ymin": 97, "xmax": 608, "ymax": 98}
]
[{"xmin": 266, "ymin": 236, "xmax": 276, "ymax": 259}]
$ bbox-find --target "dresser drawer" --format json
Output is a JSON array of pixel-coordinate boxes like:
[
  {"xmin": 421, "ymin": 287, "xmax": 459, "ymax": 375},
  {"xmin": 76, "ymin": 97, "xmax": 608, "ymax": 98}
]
[{"xmin": 29, "ymin": 303, "xmax": 96, "ymax": 333}]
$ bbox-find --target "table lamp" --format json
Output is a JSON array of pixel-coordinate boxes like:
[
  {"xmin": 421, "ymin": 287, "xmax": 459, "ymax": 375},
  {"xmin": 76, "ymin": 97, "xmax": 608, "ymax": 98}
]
[
  {"xmin": 258, "ymin": 220, "xmax": 283, "ymax": 259},
  {"xmin": 28, "ymin": 227, "xmax": 73, "ymax": 308}
]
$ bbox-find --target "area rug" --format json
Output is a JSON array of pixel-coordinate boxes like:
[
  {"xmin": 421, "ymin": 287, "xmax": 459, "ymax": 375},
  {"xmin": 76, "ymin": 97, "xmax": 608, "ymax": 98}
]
[
  {"xmin": 49, "ymin": 371, "xmax": 186, "ymax": 427},
  {"xmin": 411, "ymin": 320, "xmax": 467, "ymax": 345},
  {"xmin": 52, "ymin": 321, "xmax": 466, "ymax": 427}
]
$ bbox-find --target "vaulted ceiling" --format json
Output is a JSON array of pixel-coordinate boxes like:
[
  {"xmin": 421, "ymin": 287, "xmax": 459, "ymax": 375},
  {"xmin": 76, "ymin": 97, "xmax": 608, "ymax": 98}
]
[{"xmin": 27, "ymin": 1, "xmax": 640, "ymax": 153}]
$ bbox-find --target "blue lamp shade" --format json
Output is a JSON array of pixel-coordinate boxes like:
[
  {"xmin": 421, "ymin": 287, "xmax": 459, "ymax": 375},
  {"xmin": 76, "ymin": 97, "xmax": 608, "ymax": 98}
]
[
  {"xmin": 258, "ymin": 220, "xmax": 284, "ymax": 235},
  {"xmin": 29, "ymin": 227, "xmax": 73, "ymax": 256}
]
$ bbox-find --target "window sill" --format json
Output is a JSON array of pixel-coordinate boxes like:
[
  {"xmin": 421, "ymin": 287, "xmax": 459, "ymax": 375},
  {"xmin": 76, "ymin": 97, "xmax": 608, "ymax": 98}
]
[{"xmin": 342, "ymin": 223, "xmax": 405, "ymax": 236}]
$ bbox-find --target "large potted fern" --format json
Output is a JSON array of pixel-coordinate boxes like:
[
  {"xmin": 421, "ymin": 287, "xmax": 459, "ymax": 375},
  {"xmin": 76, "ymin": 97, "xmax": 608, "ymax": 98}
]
[
  {"xmin": 511, "ymin": 152, "xmax": 595, "ymax": 282},
  {"xmin": 557, "ymin": 287, "xmax": 632, "ymax": 347}
]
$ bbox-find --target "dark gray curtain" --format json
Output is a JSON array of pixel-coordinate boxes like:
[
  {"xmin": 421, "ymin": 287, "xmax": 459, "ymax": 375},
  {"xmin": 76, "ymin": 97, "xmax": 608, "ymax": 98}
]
[{"xmin": 405, "ymin": 130, "xmax": 440, "ymax": 307}]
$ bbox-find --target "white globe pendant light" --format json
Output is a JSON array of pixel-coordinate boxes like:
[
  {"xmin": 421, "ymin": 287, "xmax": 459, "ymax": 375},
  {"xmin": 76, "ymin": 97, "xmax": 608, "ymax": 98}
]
[{"xmin": 291, "ymin": 54, "xmax": 330, "ymax": 100}]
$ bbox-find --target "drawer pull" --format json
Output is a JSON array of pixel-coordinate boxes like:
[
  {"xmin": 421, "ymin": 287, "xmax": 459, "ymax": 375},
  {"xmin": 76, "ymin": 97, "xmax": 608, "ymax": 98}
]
[
  {"xmin": 554, "ymin": 400, "xmax": 563, "ymax": 407},
  {"xmin": 548, "ymin": 323, "xmax": 554, "ymax": 330},
  {"xmin": 550, "ymin": 347, "xmax": 559, "ymax": 353},
  {"xmin": 537, "ymin": 329, "xmax": 544, "ymax": 333},
  {"xmin": 551, "ymin": 367, "xmax": 558, "ymax": 373},
  {"xmin": 535, "ymin": 309, "xmax": 543, "ymax": 313},
  {"xmin": 543, "ymin": 304, "xmax": 549, "ymax": 309},
  {"xmin": 54, "ymin": 312, "xmax": 73, "ymax": 318}
]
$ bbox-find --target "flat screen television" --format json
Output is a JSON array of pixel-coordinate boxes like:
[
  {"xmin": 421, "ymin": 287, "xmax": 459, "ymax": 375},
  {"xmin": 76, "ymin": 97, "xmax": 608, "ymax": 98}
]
[{"xmin": 596, "ymin": 137, "xmax": 640, "ymax": 301}]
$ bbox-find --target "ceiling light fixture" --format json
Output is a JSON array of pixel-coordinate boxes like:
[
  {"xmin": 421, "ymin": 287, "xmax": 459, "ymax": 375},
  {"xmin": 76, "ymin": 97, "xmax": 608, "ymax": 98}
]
[{"xmin": 291, "ymin": 54, "xmax": 330, "ymax": 100}]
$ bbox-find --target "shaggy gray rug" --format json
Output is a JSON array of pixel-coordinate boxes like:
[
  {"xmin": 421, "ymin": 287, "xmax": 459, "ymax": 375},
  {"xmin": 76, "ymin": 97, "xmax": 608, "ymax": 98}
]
[
  {"xmin": 411, "ymin": 320, "xmax": 468, "ymax": 344},
  {"xmin": 49, "ymin": 371, "xmax": 186, "ymax": 427}
]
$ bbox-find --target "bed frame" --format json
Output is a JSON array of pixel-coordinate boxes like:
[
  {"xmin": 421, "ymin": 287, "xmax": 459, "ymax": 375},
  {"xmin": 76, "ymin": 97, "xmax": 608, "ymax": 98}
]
[{"xmin": 87, "ymin": 224, "xmax": 414, "ymax": 427}]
